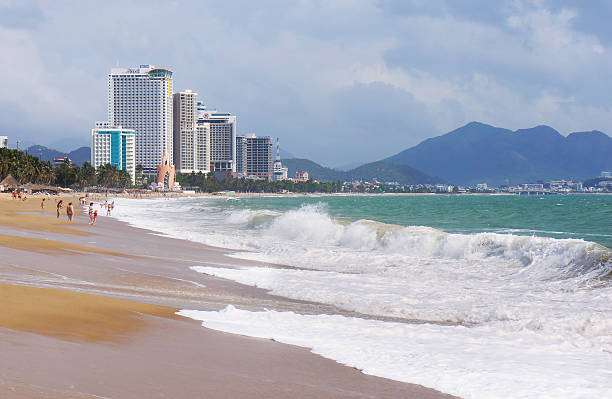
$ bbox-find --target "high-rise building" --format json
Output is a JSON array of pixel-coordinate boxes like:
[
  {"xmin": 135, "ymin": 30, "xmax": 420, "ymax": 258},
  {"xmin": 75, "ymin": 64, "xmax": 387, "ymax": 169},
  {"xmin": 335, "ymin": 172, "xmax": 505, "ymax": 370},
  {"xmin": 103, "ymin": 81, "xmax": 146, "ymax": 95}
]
[
  {"xmin": 173, "ymin": 90, "xmax": 210, "ymax": 173},
  {"xmin": 245, "ymin": 134, "xmax": 273, "ymax": 180},
  {"xmin": 108, "ymin": 64, "xmax": 173, "ymax": 175},
  {"xmin": 0, "ymin": 136, "xmax": 7, "ymax": 148},
  {"xmin": 91, "ymin": 124, "xmax": 136, "ymax": 183},
  {"xmin": 197, "ymin": 102, "xmax": 236, "ymax": 172},
  {"xmin": 235, "ymin": 135, "xmax": 247, "ymax": 176}
]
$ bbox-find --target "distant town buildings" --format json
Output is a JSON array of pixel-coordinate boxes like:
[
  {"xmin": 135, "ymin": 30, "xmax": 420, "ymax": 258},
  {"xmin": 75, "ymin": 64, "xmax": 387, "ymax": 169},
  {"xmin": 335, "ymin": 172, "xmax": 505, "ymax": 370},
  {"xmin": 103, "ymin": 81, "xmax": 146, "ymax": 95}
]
[
  {"xmin": 108, "ymin": 65, "xmax": 173, "ymax": 176},
  {"xmin": 0, "ymin": 136, "xmax": 7, "ymax": 149},
  {"xmin": 91, "ymin": 124, "xmax": 136, "ymax": 183},
  {"xmin": 86, "ymin": 63, "xmax": 293, "ymax": 189}
]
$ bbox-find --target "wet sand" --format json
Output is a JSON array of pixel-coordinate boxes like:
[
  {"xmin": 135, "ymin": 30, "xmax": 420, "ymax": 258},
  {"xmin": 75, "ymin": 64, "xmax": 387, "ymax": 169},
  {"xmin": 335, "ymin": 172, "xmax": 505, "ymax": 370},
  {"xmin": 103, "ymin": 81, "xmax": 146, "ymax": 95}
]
[{"xmin": 0, "ymin": 193, "xmax": 458, "ymax": 398}]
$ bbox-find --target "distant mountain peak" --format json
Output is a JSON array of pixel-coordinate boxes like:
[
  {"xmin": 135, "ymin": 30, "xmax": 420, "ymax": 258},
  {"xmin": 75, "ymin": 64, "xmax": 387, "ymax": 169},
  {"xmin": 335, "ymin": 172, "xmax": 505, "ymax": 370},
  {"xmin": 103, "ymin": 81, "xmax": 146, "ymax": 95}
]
[{"xmin": 384, "ymin": 122, "xmax": 612, "ymax": 185}]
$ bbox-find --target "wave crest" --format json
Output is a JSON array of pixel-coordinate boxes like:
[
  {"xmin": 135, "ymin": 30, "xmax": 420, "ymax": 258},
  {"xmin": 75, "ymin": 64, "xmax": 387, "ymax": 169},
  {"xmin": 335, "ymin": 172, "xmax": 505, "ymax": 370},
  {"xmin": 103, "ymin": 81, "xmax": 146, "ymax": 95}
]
[{"xmin": 245, "ymin": 204, "xmax": 611, "ymax": 282}]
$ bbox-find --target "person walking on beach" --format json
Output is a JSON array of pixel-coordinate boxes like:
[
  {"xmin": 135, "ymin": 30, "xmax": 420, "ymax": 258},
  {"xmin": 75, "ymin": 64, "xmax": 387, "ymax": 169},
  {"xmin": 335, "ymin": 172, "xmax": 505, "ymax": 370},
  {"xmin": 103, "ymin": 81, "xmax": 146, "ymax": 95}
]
[
  {"xmin": 88, "ymin": 202, "xmax": 94, "ymax": 224},
  {"xmin": 56, "ymin": 200, "xmax": 63, "ymax": 219},
  {"xmin": 92, "ymin": 209, "xmax": 98, "ymax": 225},
  {"xmin": 40, "ymin": 198, "xmax": 45, "ymax": 209},
  {"xmin": 66, "ymin": 202, "xmax": 74, "ymax": 222}
]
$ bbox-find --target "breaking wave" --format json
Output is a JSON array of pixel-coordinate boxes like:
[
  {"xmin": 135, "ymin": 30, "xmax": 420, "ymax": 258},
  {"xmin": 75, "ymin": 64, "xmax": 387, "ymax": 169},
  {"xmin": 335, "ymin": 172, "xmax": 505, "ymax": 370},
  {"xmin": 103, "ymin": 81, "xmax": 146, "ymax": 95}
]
[{"xmin": 228, "ymin": 204, "xmax": 611, "ymax": 284}]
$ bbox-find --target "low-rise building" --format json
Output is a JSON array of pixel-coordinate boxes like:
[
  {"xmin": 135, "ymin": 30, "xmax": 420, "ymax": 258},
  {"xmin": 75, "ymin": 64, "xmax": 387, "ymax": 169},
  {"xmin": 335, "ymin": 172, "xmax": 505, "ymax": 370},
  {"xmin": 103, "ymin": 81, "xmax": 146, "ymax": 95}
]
[
  {"xmin": 295, "ymin": 170, "xmax": 309, "ymax": 181},
  {"xmin": 91, "ymin": 124, "xmax": 136, "ymax": 183},
  {"xmin": 53, "ymin": 157, "xmax": 71, "ymax": 167}
]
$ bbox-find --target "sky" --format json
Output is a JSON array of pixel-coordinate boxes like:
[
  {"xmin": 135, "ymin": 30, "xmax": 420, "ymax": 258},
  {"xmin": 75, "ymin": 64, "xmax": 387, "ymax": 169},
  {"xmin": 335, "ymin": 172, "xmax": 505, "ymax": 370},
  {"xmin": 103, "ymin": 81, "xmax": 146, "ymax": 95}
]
[{"xmin": 1, "ymin": 0, "xmax": 612, "ymax": 167}]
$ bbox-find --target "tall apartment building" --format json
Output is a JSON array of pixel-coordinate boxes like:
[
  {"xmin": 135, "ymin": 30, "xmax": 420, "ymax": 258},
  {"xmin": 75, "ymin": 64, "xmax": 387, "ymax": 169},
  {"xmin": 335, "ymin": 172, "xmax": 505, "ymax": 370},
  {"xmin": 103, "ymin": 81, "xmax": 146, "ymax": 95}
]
[
  {"xmin": 173, "ymin": 90, "xmax": 210, "ymax": 173},
  {"xmin": 91, "ymin": 124, "xmax": 136, "ymax": 183},
  {"xmin": 197, "ymin": 102, "xmax": 236, "ymax": 172},
  {"xmin": 0, "ymin": 136, "xmax": 7, "ymax": 148},
  {"xmin": 108, "ymin": 64, "xmax": 173, "ymax": 175},
  {"xmin": 235, "ymin": 135, "xmax": 247, "ymax": 176},
  {"xmin": 245, "ymin": 134, "xmax": 273, "ymax": 180}
]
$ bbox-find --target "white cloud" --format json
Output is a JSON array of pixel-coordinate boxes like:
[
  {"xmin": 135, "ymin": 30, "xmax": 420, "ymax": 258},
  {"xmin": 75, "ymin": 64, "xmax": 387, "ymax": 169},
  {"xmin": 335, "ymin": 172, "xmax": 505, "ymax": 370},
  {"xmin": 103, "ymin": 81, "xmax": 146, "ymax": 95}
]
[{"xmin": 1, "ymin": 0, "xmax": 611, "ymax": 162}]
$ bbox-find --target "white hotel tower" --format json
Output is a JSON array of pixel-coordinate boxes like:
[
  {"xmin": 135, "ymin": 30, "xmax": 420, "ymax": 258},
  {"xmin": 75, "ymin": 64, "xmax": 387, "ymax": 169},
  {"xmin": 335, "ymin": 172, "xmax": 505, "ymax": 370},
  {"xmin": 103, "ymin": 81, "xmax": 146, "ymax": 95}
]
[
  {"xmin": 108, "ymin": 65, "xmax": 173, "ymax": 175},
  {"xmin": 173, "ymin": 90, "xmax": 210, "ymax": 174}
]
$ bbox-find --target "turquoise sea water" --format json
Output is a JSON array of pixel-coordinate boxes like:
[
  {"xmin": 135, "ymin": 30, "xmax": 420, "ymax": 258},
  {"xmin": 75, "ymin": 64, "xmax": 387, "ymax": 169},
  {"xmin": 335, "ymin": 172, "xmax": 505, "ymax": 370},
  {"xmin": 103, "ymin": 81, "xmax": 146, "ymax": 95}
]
[{"xmin": 222, "ymin": 194, "xmax": 612, "ymax": 248}]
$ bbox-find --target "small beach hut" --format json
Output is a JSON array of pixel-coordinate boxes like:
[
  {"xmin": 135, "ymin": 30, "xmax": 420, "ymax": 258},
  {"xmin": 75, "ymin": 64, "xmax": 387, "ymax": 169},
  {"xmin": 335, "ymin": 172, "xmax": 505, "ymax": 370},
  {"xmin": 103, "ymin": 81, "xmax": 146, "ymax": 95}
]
[
  {"xmin": 0, "ymin": 174, "xmax": 19, "ymax": 191},
  {"xmin": 19, "ymin": 182, "xmax": 61, "ymax": 194}
]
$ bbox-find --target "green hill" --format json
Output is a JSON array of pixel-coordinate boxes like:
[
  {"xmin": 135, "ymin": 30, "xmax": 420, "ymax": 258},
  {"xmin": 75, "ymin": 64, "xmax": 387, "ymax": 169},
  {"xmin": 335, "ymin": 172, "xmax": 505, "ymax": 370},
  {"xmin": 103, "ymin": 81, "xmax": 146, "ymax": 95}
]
[{"xmin": 282, "ymin": 158, "xmax": 438, "ymax": 185}]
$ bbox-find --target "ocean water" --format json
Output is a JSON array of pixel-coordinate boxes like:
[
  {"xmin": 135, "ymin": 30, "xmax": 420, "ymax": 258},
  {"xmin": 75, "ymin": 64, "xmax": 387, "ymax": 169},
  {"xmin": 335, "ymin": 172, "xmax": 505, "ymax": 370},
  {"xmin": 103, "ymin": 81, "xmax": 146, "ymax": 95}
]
[{"xmin": 111, "ymin": 194, "xmax": 612, "ymax": 399}]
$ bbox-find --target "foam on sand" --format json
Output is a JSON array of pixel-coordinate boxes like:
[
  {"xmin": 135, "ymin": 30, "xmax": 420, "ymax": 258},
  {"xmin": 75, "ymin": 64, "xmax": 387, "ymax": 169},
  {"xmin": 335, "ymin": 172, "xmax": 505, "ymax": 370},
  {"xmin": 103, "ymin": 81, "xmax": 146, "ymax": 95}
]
[{"xmin": 178, "ymin": 305, "xmax": 611, "ymax": 399}]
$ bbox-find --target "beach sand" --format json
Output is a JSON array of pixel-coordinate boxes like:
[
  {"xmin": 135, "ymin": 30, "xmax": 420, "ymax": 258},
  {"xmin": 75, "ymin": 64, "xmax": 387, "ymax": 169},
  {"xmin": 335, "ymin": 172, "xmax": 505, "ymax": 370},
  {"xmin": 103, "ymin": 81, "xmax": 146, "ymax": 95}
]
[{"xmin": 0, "ymin": 193, "xmax": 458, "ymax": 398}]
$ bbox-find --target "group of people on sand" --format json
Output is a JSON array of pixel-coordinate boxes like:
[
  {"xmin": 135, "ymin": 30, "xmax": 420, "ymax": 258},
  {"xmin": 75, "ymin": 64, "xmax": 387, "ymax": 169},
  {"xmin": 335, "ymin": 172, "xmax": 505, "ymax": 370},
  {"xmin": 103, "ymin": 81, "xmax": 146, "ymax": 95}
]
[
  {"xmin": 11, "ymin": 190, "xmax": 27, "ymax": 201},
  {"xmin": 34, "ymin": 193, "xmax": 116, "ymax": 226},
  {"xmin": 53, "ymin": 199, "xmax": 75, "ymax": 222}
]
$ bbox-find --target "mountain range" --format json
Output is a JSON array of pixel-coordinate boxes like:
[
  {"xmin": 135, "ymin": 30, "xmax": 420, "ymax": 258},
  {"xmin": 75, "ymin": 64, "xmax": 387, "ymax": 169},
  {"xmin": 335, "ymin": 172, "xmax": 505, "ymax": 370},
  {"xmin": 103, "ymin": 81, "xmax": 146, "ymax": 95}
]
[
  {"xmin": 384, "ymin": 122, "xmax": 612, "ymax": 186},
  {"xmin": 22, "ymin": 121, "xmax": 612, "ymax": 186}
]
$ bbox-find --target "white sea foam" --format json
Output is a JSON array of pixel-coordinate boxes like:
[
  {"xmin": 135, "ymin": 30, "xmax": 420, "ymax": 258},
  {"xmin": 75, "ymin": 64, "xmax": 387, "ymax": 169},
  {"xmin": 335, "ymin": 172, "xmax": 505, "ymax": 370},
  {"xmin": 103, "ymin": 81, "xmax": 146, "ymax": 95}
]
[
  {"xmin": 178, "ymin": 306, "xmax": 612, "ymax": 399},
  {"xmin": 111, "ymin": 197, "xmax": 612, "ymax": 398}
]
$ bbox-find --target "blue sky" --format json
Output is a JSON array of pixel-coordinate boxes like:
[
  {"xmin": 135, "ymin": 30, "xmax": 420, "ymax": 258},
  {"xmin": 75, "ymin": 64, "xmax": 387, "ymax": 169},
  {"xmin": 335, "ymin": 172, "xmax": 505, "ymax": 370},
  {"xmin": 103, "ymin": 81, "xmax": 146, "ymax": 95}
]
[{"xmin": 1, "ymin": 0, "xmax": 611, "ymax": 167}]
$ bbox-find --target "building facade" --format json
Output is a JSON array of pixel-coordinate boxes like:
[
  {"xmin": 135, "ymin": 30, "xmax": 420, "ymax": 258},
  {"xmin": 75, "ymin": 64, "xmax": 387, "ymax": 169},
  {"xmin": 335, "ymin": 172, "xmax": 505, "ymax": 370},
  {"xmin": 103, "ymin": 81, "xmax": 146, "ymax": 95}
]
[
  {"xmin": 245, "ymin": 134, "xmax": 273, "ymax": 180},
  {"xmin": 108, "ymin": 65, "xmax": 173, "ymax": 175},
  {"xmin": 0, "ymin": 136, "xmax": 7, "ymax": 148},
  {"xmin": 173, "ymin": 90, "xmax": 210, "ymax": 173},
  {"xmin": 91, "ymin": 125, "xmax": 136, "ymax": 183},
  {"xmin": 272, "ymin": 138, "xmax": 287, "ymax": 181},
  {"xmin": 235, "ymin": 135, "xmax": 247, "ymax": 176},
  {"xmin": 197, "ymin": 103, "xmax": 236, "ymax": 172}
]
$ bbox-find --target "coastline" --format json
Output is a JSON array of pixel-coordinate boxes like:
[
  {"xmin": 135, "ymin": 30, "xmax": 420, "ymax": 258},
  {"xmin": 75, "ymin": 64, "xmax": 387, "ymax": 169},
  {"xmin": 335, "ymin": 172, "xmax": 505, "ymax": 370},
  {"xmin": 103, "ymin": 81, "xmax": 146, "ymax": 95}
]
[{"xmin": 0, "ymin": 193, "xmax": 457, "ymax": 398}]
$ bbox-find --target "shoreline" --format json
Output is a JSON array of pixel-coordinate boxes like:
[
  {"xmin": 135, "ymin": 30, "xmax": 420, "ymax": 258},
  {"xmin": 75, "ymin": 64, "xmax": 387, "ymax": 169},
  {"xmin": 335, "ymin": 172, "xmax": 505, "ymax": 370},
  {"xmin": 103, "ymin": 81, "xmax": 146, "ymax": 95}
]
[{"xmin": 0, "ymin": 193, "xmax": 458, "ymax": 398}]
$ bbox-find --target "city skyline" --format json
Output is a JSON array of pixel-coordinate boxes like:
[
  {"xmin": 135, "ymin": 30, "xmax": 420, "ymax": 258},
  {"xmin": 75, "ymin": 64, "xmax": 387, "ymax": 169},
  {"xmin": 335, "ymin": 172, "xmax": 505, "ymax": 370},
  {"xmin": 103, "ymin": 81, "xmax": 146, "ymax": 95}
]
[{"xmin": 2, "ymin": 1, "xmax": 612, "ymax": 167}]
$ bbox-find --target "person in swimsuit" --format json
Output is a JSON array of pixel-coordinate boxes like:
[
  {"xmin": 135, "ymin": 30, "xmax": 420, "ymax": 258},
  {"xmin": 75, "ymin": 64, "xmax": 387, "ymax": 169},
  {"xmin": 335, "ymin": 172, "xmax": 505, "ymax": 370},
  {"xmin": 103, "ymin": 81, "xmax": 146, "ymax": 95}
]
[
  {"xmin": 88, "ymin": 202, "xmax": 94, "ymax": 224},
  {"xmin": 66, "ymin": 202, "xmax": 74, "ymax": 222},
  {"xmin": 56, "ymin": 200, "xmax": 63, "ymax": 218}
]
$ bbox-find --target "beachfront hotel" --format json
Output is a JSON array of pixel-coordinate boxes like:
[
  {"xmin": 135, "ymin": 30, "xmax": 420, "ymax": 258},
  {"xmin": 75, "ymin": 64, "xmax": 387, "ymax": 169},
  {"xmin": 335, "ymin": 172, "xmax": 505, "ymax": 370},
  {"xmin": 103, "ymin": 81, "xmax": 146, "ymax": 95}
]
[
  {"xmin": 108, "ymin": 65, "xmax": 173, "ymax": 176},
  {"xmin": 91, "ymin": 122, "xmax": 136, "ymax": 183},
  {"xmin": 173, "ymin": 90, "xmax": 210, "ymax": 174},
  {"xmin": 245, "ymin": 133, "xmax": 274, "ymax": 180},
  {"xmin": 197, "ymin": 102, "xmax": 237, "ymax": 173}
]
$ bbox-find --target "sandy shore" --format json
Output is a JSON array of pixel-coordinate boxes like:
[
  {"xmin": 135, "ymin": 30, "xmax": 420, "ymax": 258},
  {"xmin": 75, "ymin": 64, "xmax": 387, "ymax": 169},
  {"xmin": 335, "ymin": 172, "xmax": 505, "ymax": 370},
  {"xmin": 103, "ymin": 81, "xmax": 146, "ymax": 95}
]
[{"xmin": 0, "ymin": 193, "xmax": 458, "ymax": 398}]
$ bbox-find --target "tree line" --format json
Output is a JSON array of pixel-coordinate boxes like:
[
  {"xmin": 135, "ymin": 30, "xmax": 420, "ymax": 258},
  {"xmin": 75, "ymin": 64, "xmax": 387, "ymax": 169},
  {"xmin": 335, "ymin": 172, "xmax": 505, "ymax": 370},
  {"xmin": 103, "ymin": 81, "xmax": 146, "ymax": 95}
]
[
  {"xmin": 175, "ymin": 172, "xmax": 343, "ymax": 193},
  {"xmin": 1, "ymin": 148, "xmax": 344, "ymax": 193},
  {"xmin": 0, "ymin": 148, "xmax": 131, "ymax": 188}
]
